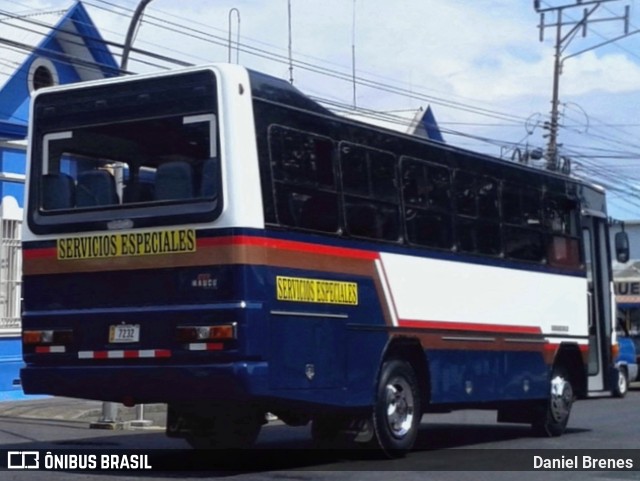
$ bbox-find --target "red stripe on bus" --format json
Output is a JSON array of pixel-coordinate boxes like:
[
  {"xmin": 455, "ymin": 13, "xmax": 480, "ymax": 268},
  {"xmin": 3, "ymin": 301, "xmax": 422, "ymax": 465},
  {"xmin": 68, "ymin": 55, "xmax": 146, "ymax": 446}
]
[
  {"xmin": 542, "ymin": 343, "xmax": 588, "ymax": 353},
  {"xmin": 23, "ymin": 248, "xmax": 56, "ymax": 259},
  {"xmin": 197, "ymin": 235, "xmax": 379, "ymax": 260},
  {"xmin": 36, "ymin": 346, "xmax": 65, "ymax": 354},
  {"xmin": 24, "ymin": 235, "xmax": 379, "ymax": 261},
  {"xmin": 398, "ymin": 319, "xmax": 542, "ymax": 335}
]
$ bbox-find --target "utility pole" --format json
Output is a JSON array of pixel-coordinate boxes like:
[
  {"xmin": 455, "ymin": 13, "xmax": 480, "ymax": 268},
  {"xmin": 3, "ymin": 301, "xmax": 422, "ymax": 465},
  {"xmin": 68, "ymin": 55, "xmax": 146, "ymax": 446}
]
[{"xmin": 534, "ymin": 0, "xmax": 629, "ymax": 171}]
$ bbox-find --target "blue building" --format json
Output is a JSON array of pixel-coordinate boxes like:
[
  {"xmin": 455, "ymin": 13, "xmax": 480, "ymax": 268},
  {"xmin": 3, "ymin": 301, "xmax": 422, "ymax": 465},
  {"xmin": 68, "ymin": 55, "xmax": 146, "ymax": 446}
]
[{"xmin": 0, "ymin": 1, "xmax": 118, "ymax": 400}]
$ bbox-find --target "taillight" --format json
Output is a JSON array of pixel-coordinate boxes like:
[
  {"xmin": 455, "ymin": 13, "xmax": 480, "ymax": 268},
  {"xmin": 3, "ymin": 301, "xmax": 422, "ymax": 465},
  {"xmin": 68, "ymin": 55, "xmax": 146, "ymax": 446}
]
[
  {"xmin": 176, "ymin": 323, "xmax": 236, "ymax": 343},
  {"xmin": 612, "ymin": 343, "xmax": 620, "ymax": 360},
  {"xmin": 23, "ymin": 329, "xmax": 74, "ymax": 345}
]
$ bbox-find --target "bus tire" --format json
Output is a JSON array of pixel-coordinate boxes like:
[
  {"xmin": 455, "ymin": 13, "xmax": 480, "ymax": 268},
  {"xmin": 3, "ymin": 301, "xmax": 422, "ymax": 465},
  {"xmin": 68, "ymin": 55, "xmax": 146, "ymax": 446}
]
[
  {"xmin": 532, "ymin": 367, "xmax": 574, "ymax": 437},
  {"xmin": 370, "ymin": 359, "xmax": 421, "ymax": 457},
  {"xmin": 613, "ymin": 366, "xmax": 628, "ymax": 398}
]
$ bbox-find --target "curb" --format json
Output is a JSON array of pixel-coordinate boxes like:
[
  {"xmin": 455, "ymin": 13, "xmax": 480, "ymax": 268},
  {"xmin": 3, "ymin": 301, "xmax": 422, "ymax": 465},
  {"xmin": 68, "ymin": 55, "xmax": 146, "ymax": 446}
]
[{"xmin": 0, "ymin": 397, "xmax": 167, "ymax": 429}]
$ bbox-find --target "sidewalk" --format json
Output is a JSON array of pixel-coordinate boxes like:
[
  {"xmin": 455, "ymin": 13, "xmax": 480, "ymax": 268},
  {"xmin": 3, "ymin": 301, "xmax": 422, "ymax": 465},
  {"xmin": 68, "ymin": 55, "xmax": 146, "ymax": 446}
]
[{"xmin": 0, "ymin": 396, "xmax": 167, "ymax": 429}]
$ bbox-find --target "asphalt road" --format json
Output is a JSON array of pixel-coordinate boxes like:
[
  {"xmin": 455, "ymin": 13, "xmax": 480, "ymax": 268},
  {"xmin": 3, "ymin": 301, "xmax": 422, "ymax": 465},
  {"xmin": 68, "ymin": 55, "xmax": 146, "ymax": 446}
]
[{"xmin": 0, "ymin": 388, "xmax": 639, "ymax": 480}]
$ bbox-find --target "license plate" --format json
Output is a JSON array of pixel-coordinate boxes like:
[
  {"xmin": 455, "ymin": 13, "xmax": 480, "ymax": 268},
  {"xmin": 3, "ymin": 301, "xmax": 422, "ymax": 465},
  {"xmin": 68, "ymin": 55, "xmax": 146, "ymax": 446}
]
[{"xmin": 109, "ymin": 324, "xmax": 140, "ymax": 343}]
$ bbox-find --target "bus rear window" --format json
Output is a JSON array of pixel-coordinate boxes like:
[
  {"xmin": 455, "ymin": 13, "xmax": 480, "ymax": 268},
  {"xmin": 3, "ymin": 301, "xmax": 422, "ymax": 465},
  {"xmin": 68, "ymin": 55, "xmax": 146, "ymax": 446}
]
[{"xmin": 31, "ymin": 114, "xmax": 221, "ymax": 233}]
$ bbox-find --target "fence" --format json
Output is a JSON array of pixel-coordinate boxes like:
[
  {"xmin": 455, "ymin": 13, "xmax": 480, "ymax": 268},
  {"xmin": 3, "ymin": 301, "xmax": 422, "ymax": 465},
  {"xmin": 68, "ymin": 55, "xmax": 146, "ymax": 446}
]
[{"xmin": 0, "ymin": 199, "xmax": 21, "ymax": 337}]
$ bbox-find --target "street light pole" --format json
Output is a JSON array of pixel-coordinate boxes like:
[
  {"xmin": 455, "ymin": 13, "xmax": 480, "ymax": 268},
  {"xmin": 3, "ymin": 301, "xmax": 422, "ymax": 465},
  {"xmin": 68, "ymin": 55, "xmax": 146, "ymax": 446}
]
[{"xmin": 121, "ymin": 0, "xmax": 155, "ymax": 73}]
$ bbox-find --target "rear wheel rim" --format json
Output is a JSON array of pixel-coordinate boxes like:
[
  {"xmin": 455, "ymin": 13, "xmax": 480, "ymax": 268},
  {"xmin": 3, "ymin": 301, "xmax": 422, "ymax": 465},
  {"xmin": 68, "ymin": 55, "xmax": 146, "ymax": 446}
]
[
  {"xmin": 549, "ymin": 374, "xmax": 573, "ymax": 423},
  {"xmin": 384, "ymin": 375, "xmax": 415, "ymax": 439},
  {"xmin": 618, "ymin": 370, "xmax": 628, "ymax": 394}
]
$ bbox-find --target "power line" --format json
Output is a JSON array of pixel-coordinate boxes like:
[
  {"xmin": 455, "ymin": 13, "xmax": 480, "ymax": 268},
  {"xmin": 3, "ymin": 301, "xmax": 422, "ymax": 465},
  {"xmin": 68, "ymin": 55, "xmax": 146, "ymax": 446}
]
[{"xmin": 2, "ymin": 0, "xmax": 640, "ymax": 213}]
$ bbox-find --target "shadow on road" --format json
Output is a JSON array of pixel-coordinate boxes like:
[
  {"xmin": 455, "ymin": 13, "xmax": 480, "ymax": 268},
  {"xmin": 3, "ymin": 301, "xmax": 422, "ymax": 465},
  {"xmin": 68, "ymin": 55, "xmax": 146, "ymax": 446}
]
[{"xmin": 0, "ymin": 414, "xmax": 591, "ymax": 475}]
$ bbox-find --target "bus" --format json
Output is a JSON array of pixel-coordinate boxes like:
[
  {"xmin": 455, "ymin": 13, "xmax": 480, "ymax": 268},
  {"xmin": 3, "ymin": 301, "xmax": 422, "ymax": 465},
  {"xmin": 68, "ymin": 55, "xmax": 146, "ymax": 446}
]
[{"xmin": 20, "ymin": 64, "xmax": 625, "ymax": 455}]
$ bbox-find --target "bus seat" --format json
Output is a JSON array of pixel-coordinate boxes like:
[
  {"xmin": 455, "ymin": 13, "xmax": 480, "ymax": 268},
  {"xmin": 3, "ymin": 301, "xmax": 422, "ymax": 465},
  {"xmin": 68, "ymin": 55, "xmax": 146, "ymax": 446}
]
[
  {"xmin": 42, "ymin": 173, "xmax": 75, "ymax": 210},
  {"xmin": 76, "ymin": 170, "xmax": 118, "ymax": 207},
  {"xmin": 199, "ymin": 158, "xmax": 217, "ymax": 198},
  {"xmin": 155, "ymin": 161, "xmax": 194, "ymax": 201},
  {"xmin": 123, "ymin": 182, "xmax": 154, "ymax": 203}
]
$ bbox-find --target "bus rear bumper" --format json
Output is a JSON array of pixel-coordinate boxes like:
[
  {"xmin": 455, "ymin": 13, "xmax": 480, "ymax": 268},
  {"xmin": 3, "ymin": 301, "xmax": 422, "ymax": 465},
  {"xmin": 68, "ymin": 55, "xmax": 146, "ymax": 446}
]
[{"xmin": 20, "ymin": 362, "xmax": 269, "ymax": 405}]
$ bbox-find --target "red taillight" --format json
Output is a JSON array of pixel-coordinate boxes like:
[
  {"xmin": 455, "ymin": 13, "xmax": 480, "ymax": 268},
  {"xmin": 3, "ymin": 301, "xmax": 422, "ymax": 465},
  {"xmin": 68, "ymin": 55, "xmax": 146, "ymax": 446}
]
[
  {"xmin": 176, "ymin": 323, "xmax": 236, "ymax": 343},
  {"xmin": 612, "ymin": 343, "xmax": 620, "ymax": 360},
  {"xmin": 23, "ymin": 330, "xmax": 74, "ymax": 345},
  {"xmin": 23, "ymin": 331, "xmax": 43, "ymax": 345}
]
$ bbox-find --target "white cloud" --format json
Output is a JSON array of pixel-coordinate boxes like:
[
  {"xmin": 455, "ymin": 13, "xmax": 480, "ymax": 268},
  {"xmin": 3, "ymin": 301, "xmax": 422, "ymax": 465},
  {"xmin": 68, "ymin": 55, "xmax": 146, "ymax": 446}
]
[
  {"xmin": 562, "ymin": 51, "xmax": 640, "ymax": 95},
  {"xmin": 4, "ymin": 0, "xmax": 640, "ymax": 217}
]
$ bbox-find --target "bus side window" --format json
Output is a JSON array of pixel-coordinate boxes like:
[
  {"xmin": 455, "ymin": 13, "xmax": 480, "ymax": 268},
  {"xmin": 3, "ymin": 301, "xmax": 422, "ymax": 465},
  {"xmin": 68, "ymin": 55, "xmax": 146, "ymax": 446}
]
[
  {"xmin": 269, "ymin": 125, "xmax": 338, "ymax": 233},
  {"xmin": 344, "ymin": 199, "xmax": 399, "ymax": 241},
  {"xmin": 401, "ymin": 157, "xmax": 453, "ymax": 250},
  {"xmin": 544, "ymin": 192, "xmax": 581, "ymax": 269},
  {"xmin": 278, "ymin": 189, "xmax": 339, "ymax": 233},
  {"xmin": 455, "ymin": 171, "xmax": 501, "ymax": 256},
  {"xmin": 340, "ymin": 143, "xmax": 400, "ymax": 242},
  {"xmin": 502, "ymin": 182, "xmax": 545, "ymax": 262}
]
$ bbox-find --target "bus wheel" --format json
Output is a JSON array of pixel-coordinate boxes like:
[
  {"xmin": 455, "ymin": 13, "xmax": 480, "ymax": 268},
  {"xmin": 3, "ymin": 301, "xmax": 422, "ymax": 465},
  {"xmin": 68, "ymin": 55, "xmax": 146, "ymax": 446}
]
[
  {"xmin": 370, "ymin": 359, "xmax": 421, "ymax": 457},
  {"xmin": 185, "ymin": 407, "xmax": 263, "ymax": 449},
  {"xmin": 532, "ymin": 368, "xmax": 574, "ymax": 437},
  {"xmin": 613, "ymin": 367, "xmax": 628, "ymax": 398}
]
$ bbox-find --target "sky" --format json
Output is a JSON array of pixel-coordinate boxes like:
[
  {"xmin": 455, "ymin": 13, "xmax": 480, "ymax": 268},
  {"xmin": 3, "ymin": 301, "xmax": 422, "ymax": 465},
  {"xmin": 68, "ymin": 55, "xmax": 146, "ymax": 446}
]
[{"xmin": 2, "ymin": 0, "xmax": 640, "ymax": 219}]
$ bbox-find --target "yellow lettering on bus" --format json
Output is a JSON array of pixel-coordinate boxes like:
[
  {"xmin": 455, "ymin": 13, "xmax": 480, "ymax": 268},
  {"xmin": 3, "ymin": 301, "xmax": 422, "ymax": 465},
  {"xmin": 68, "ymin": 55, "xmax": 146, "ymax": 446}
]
[
  {"xmin": 56, "ymin": 229, "xmax": 197, "ymax": 260},
  {"xmin": 276, "ymin": 276, "xmax": 358, "ymax": 306}
]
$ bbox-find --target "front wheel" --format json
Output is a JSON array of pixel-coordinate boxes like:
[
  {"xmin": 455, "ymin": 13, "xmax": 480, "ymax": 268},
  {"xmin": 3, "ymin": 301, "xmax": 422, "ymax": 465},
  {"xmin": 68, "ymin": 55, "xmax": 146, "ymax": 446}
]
[
  {"xmin": 368, "ymin": 359, "xmax": 421, "ymax": 457},
  {"xmin": 532, "ymin": 368, "xmax": 574, "ymax": 437},
  {"xmin": 613, "ymin": 367, "xmax": 629, "ymax": 398}
]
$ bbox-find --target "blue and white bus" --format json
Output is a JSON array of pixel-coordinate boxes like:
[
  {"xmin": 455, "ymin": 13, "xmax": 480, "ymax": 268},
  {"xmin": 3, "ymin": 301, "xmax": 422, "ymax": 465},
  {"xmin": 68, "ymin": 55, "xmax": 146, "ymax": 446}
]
[{"xmin": 20, "ymin": 64, "xmax": 624, "ymax": 455}]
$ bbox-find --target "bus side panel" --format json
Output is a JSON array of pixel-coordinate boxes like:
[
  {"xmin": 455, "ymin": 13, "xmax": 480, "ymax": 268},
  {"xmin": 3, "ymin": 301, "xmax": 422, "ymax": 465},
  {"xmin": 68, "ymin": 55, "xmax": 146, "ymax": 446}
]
[
  {"xmin": 265, "ymin": 263, "xmax": 389, "ymax": 406},
  {"xmin": 268, "ymin": 314, "xmax": 347, "ymax": 390},
  {"xmin": 427, "ymin": 350, "xmax": 549, "ymax": 403},
  {"xmin": 379, "ymin": 251, "xmax": 587, "ymax": 405}
]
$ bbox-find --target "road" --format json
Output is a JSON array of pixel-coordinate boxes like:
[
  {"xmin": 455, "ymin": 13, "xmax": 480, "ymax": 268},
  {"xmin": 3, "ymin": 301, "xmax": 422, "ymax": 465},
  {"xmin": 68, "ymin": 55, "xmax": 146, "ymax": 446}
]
[{"xmin": 1, "ymin": 389, "xmax": 640, "ymax": 480}]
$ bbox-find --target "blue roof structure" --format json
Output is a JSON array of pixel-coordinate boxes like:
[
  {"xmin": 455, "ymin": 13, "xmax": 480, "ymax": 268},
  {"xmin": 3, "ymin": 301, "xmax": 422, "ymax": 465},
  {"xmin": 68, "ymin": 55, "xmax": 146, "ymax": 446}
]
[
  {"xmin": 420, "ymin": 105, "xmax": 444, "ymax": 142},
  {"xmin": 0, "ymin": 1, "xmax": 119, "ymax": 141},
  {"xmin": 408, "ymin": 105, "xmax": 444, "ymax": 142}
]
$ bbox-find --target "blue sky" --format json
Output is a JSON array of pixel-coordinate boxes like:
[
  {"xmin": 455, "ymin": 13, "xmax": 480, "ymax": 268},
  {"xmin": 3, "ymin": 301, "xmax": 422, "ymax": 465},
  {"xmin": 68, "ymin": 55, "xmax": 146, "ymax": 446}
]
[{"xmin": 3, "ymin": 0, "xmax": 640, "ymax": 219}]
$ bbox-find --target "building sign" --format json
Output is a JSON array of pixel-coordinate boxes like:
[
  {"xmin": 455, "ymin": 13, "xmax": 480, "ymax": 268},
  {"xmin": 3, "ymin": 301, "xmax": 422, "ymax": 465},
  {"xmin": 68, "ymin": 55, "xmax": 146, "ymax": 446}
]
[
  {"xmin": 615, "ymin": 281, "xmax": 640, "ymax": 296},
  {"xmin": 615, "ymin": 281, "xmax": 640, "ymax": 305}
]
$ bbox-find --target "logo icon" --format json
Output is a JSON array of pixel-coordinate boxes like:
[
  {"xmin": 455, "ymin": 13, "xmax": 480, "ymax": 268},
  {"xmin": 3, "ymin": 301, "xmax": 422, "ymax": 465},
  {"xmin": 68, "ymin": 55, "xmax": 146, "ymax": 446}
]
[{"xmin": 7, "ymin": 451, "xmax": 40, "ymax": 469}]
